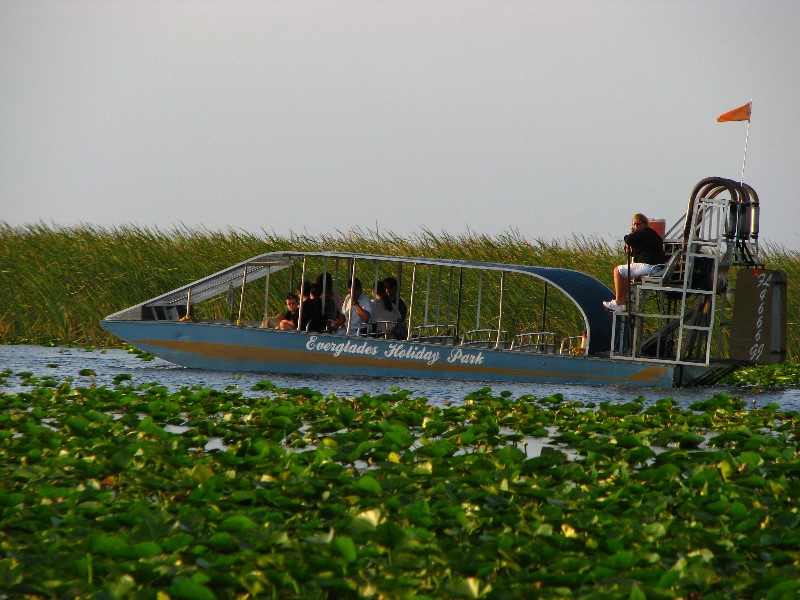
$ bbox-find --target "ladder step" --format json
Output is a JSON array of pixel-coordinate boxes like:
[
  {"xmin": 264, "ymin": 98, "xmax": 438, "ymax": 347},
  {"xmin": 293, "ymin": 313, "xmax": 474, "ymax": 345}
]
[{"xmin": 680, "ymin": 325, "xmax": 712, "ymax": 332}]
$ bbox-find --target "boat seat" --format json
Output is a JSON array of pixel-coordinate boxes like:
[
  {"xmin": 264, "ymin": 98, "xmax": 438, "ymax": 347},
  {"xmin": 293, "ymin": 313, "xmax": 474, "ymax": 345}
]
[
  {"xmin": 559, "ymin": 335, "xmax": 584, "ymax": 355},
  {"xmin": 639, "ymin": 250, "xmax": 683, "ymax": 289},
  {"xmin": 416, "ymin": 336, "xmax": 459, "ymax": 345},
  {"xmin": 148, "ymin": 305, "xmax": 182, "ymax": 321},
  {"xmin": 361, "ymin": 320, "xmax": 399, "ymax": 339},
  {"xmin": 411, "ymin": 324, "xmax": 458, "ymax": 345},
  {"xmin": 629, "ymin": 250, "xmax": 686, "ymax": 313},
  {"xmin": 511, "ymin": 332, "xmax": 556, "ymax": 354},
  {"xmin": 462, "ymin": 329, "xmax": 509, "ymax": 349}
]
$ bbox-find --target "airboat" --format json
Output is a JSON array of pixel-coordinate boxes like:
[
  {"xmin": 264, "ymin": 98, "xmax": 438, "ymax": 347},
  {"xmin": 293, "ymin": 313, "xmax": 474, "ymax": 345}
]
[{"xmin": 102, "ymin": 177, "xmax": 786, "ymax": 388}]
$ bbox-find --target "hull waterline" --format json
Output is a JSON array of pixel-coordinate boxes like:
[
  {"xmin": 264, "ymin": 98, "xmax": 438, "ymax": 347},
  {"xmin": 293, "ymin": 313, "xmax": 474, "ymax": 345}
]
[{"xmin": 102, "ymin": 320, "xmax": 674, "ymax": 388}]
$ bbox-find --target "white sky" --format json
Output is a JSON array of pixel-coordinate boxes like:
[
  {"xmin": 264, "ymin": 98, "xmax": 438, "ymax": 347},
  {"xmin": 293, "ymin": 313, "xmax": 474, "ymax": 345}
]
[{"xmin": 2, "ymin": 0, "xmax": 799, "ymax": 249}]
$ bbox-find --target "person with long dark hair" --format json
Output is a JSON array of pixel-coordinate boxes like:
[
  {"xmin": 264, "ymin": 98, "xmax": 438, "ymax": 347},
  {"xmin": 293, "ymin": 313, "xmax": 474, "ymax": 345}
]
[
  {"xmin": 371, "ymin": 281, "xmax": 401, "ymax": 337},
  {"xmin": 299, "ymin": 282, "xmax": 325, "ymax": 332},
  {"xmin": 315, "ymin": 272, "xmax": 341, "ymax": 324},
  {"xmin": 383, "ymin": 276, "xmax": 407, "ymax": 338}
]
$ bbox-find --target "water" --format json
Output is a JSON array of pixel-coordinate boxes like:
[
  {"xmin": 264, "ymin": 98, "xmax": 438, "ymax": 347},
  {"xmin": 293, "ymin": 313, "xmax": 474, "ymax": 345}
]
[{"xmin": 2, "ymin": 344, "xmax": 799, "ymax": 410}]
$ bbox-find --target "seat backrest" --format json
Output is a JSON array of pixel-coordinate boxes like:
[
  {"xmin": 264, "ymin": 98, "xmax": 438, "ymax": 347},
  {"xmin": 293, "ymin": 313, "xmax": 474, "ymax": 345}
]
[{"xmin": 640, "ymin": 249, "xmax": 683, "ymax": 287}]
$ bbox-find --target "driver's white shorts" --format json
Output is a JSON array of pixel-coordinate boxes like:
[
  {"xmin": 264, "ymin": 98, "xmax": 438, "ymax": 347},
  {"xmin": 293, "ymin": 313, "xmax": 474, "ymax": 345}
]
[{"xmin": 617, "ymin": 263, "xmax": 656, "ymax": 279}]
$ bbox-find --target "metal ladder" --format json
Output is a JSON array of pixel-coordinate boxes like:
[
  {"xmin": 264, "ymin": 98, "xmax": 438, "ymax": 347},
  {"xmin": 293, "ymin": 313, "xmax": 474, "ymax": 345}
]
[{"xmin": 673, "ymin": 196, "xmax": 727, "ymax": 365}]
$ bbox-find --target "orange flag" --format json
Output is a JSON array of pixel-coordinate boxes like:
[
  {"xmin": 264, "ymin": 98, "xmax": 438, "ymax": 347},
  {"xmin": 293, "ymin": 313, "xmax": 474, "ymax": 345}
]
[{"xmin": 717, "ymin": 102, "xmax": 751, "ymax": 122}]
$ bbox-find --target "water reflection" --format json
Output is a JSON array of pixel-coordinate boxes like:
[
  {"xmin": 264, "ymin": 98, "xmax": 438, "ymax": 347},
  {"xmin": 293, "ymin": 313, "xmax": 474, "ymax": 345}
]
[{"xmin": 2, "ymin": 344, "xmax": 798, "ymax": 411}]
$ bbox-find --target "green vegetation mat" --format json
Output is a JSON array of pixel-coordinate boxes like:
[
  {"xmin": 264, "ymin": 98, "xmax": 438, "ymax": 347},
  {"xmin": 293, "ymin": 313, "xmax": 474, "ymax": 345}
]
[{"xmin": 2, "ymin": 374, "xmax": 799, "ymax": 598}]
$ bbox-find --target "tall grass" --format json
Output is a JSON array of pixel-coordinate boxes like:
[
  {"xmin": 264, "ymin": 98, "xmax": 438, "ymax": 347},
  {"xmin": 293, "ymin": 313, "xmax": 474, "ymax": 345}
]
[{"xmin": 1, "ymin": 222, "xmax": 796, "ymax": 359}]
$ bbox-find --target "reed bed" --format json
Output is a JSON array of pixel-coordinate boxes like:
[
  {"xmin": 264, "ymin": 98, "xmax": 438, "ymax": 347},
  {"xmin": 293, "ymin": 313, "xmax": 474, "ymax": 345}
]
[{"xmin": 0, "ymin": 223, "xmax": 796, "ymax": 359}]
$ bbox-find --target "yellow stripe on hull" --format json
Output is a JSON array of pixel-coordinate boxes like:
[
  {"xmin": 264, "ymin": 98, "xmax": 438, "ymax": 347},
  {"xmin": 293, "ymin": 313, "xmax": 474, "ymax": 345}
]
[{"xmin": 137, "ymin": 338, "xmax": 671, "ymax": 385}]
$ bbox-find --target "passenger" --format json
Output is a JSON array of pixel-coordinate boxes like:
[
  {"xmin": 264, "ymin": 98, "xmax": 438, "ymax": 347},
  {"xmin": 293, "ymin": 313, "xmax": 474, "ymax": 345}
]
[
  {"xmin": 382, "ymin": 276, "xmax": 407, "ymax": 320},
  {"xmin": 271, "ymin": 293, "xmax": 300, "ymax": 330},
  {"xmin": 331, "ymin": 277, "xmax": 372, "ymax": 335},
  {"xmin": 603, "ymin": 213, "xmax": 666, "ymax": 312},
  {"xmin": 371, "ymin": 281, "xmax": 402, "ymax": 337},
  {"xmin": 315, "ymin": 272, "xmax": 341, "ymax": 326},
  {"xmin": 382, "ymin": 276, "xmax": 408, "ymax": 338},
  {"xmin": 296, "ymin": 279, "xmax": 312, "ymax": 298},
  {"xmin": 300, "ymin": 283, "xmax": 325, "ymax": 332}
]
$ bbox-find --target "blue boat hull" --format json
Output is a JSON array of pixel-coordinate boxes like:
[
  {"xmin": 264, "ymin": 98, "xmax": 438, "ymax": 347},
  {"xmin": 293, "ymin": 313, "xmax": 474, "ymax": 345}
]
[{"xmin": 101, "ymin": 320, "xmax": 675, "ymax": 388}]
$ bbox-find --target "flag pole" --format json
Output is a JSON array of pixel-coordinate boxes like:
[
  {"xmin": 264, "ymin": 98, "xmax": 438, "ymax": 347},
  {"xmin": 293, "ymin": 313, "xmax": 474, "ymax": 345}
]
[{"xmin": 740, "ymin": 99, "xmax": 752, "ymax": 184}]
